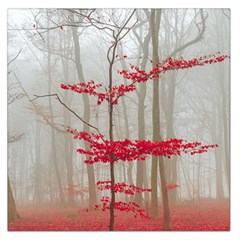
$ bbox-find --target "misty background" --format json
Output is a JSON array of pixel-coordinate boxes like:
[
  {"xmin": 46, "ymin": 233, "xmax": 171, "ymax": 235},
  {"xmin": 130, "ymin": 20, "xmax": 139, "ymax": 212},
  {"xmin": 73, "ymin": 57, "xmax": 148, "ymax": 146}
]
[{"xmin": 7, "ymin": 9, "xmax": 230, "ymax": 209}]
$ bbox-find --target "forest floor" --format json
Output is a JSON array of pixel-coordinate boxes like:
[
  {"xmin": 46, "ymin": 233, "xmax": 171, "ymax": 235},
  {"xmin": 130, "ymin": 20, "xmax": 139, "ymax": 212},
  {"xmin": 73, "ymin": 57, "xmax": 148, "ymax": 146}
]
[{"xmin": 8, "ymin": 200, "xmax": 230, "ymax": 231}]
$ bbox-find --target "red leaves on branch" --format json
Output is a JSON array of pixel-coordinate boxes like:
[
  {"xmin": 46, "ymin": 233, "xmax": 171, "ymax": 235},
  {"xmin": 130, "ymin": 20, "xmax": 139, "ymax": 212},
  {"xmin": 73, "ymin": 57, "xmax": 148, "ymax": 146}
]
[
  {"xmin": 119, "ymin": 53, "xmax": 229, "ymax": 83},
  {"xmin": 61, "ymin": 81, "xmax": 105, "ymax": 104},
  {"xmin": 190, "ymin": 144, "xmax": 218, "ymax": 155},
  {"xmin": 95, "ymin": 197, "xmax": 150, "ymax": 219},
  {"xmin": 61, "ymin": 53, "xmax": 229, "ymax": 106},
  {"xmin": 67, "ymin": 127, "xmax": 218, "ymax": 164},
  {"xmin": 61, "ymin": 81, "xmax": 136, "ymax": 106},
  {"xmin": 96, "ymin": 181, "xmax": 151, "ymax": 195}
]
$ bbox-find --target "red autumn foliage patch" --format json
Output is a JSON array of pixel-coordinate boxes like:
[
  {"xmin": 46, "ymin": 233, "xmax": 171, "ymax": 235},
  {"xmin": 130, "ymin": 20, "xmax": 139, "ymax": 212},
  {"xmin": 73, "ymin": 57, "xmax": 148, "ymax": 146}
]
[
  {"xmin": 9, "ymin": 200, "xmax": 229, "ymax": 231},
  {"xmin": 94, "ymin": 197, "xmax": 150, "ymax": 219},
  {"xmin": 61, "ymin": 53, "xmax": 229, "ymax": 106},
  {"xmin": 96, "ymin": 181, "xmax": 151, "ymax": 194},
  {"xmin": 66, "ymin": 127, "xmax": 217, "ymax": 165}
]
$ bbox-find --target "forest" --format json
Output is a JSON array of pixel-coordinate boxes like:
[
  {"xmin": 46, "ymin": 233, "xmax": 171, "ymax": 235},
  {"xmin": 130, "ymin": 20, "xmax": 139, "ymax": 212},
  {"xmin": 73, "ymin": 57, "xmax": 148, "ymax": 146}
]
[{"xmin": 7, "ymin": 8, "xmax": 230, "ymax": 231}]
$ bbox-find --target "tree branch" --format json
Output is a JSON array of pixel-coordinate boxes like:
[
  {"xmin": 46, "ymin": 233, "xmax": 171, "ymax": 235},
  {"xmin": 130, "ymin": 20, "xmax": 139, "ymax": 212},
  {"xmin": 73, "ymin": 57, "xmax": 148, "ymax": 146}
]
[
  {"xmin": 169, "ymin": 9, "xmax": 207, "ymax": 58},
  {"xmin": 14, "ymin": 73, "xmax": 66, "ymax": 133},
  {"xmin": 31, "ymin": 93, "xmax": 104, "ymax": 140},
  {"xmin": 8, "ymin": 49, "xmax": 22, "ymax": 66}
]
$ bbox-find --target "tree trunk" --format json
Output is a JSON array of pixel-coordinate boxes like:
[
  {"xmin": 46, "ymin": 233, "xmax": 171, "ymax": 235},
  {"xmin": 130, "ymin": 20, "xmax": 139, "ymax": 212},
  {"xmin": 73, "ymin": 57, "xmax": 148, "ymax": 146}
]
[
  {"xmin": 119, "ymin": 46, "xmax": 134, "ymax": 202},
  {"xmin": 121, "ymin": 96, "xmax": 134, "ymax": 202},
  {"xmin": 213, "ymin": 103, "xmax": 224, "ymax": 199},
  {"xmin": 33, "ymin": 123, "xmax": 42, "ymax": 206},
  {"xmin": 71, "ymin": 25, "xmax": 97, "ymax": 209},
  {"xmin": 218, "ymin": 67, "xmax": 230, "ymax": 195},
  {"xmin": 134, "ymin": 21, "xmax": 151, "ymax": 206},
  {"xmin": 64, "ymin": 117, "xmax": 75, "ymax": 207},
  {"xmin": 47, "ymin": 26, "xmax": 66, "ymax": 207},
  {"xmin": 150, "ymin": 8, "xmax": 160, "ymax": 220},
  {"xmin": 215, "ymin": 11, "xmax": 230, "ymax": 196},
  {"xmin": 8, "ymin": 176, "xmax": 19, "ymax": 222},
  {"xmin": 108, "ymin": 41, "xmax": 117, "ymax": 231},
  {"xmin": 165, "ymin": 72, "xmax": 178, "ymax": 204},
  {"xmin": 60, "ymin": 31, "xmax": 76, "ymax": 207},
  {"xmin": 150, "ymin": 9, "xmax": 170, "ymax": 229}
]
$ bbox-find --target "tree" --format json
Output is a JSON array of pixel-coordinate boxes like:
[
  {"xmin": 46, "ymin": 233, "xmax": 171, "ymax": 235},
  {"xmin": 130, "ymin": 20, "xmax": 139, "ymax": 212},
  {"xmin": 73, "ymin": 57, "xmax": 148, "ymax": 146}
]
[
  {"xmin": 71, "ymin": 16, "xmax": 97, "ymax": 209},
  {"xmin": 29, "ymin": 9, "xmax": 229, "ymax": 231},
  {"xmin": 150, "ymin": 8, "xmax": 171, "ymax": 228},
  {"xmin": 7, "ymin": 50, "xmax": 23, "ymax": 222},
  {"xmin": 132, "ymin": 9, "xmax": 151, "ymax": 208},
  {"xmin": 57, "ymin": 51, "xmax": 228, "ymax": 230},
  {"xmin": 161, "ymin": 9, "xmax": 208, "ymax": 204}
]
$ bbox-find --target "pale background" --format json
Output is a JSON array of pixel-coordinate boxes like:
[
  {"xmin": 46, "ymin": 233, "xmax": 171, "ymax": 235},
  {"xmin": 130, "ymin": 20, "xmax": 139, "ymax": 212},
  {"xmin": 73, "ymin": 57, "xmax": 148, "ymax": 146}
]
[{"xmin": 1, "ymin": 0, "xmax": 239, "ymax": 240}]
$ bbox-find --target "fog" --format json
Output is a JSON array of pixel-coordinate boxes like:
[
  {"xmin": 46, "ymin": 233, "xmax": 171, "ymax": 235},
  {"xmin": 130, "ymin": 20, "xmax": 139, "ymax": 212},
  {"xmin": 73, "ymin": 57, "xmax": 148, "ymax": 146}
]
[{"xmin": 7, "ymin": 9, "xmax": 230, "ymax": 229}]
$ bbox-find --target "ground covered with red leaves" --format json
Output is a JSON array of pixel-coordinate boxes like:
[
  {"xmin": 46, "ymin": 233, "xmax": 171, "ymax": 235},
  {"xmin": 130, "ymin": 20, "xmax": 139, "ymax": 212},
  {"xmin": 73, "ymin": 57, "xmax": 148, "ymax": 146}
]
[{"xmin": 9, "ymin": 201, "xmax": 229, "ymax": 231}]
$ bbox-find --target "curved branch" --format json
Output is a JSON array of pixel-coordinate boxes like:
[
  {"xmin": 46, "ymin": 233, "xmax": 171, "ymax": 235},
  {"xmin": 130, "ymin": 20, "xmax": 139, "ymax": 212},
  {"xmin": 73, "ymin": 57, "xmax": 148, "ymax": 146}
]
[
  {"xmin": 8, "ymin": 49, "xmax": 22, "ymax": 66},
  {"xmin": 31, "ymin": 93, "xmax": 104, "ymax": 139},
  {"xmin": 14, "ymin": 73, "xmax": 66, "ymax": 133},
  {"xmin": 169, "ymin": 9, "xmax": 207, "ymax": 57}
]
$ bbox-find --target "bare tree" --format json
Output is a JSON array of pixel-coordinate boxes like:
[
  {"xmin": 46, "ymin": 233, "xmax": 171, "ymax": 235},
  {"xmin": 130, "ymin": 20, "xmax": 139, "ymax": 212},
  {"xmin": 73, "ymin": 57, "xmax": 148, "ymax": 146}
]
[{"xmin": 150, "ymin": 10, "xmax": 170, "ymax": 229}]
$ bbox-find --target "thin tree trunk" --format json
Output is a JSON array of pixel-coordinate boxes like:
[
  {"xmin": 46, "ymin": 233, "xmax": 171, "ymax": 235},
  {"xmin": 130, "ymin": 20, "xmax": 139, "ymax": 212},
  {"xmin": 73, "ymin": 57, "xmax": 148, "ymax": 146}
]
[
  {"xmin": 150, "ymin": 8, "xmax": 160, "ymax": 220},
  {"xmin": 47, "ymin": 28, "xmax": 66, "ymax": 207},
  {"xmin": 215, "ymin": 12, "xmax": 230, "ymax": 195},
  {"xmin": 62, "ymin": 66, "xmax": 75, "ymax": 207},
  {"xmin": 121, "ymin": 96, "xmax": 134, "ymax": 202},
  {"xmin": 59, "ymin": 29, "xmax": 76, "ymax": 207},
  {"xmin": 134, "ymin": 22, "xmax": 151, "ymax": 206},
  {"xmin": 213, "ymin": 104, "xmax": 224, "ymax": 199},
  {"xmin": 150, "ymin": 9, "xmax": 170, "ymax": 229},
  {"xmin": 71, "ymin": 25, "xmax": 97, "ymax": 209},
  {"xmin": 33, "ymin": 122, "xmax": 42, "ymax": 206},
  {"xmin": 108, "ymin": 64, "xmax": 115, "ymax": 231},
  {"xmin": 218, "ymin": 67, "xmax": 230, "ymax": 194},
  {"xmin": 165, "ymin": 72, "xmax": 177, "ymax": 204},
  {"xmin": 64, "ymin": 112, "xmax": 75, "ymax": 206}
]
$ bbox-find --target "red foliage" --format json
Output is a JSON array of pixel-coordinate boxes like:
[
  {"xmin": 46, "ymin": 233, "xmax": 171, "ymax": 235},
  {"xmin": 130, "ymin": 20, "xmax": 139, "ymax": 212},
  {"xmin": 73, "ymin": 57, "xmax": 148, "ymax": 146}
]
[
  {"xmin": 95, "ymin": 182, "xmax": 151, "ymax": 218},
  {"xmin": 61, "ymin": 80, "xmax": 106, "ymax": 105},
  {"xmin": 8, "ymin": 201, "xmax": 230, "ymax": 231},
  {"xmin": 61, "ymin": 81, "xmax": 136, "ymax": 106},
  {"xmin": 97, "ymin": 180, "xmax": 151, "ymax": 195},
  {"xmin": 119, "ymin": 53, "xmax": 229, "ymax": 83},
  {"xmin": 61, "ymin": 53, "xmax": 229, "ymax": 106},
  {"xmin": 95, "ymin": 197, "xmax": 150, "ymax": 219},
  {"xmin": 60, "ymin": 53, "xmax": 228, "ymax": 222},
  {"xmin": 66, "ymin": 127, "xmax": 217, "ymax": 164}
]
